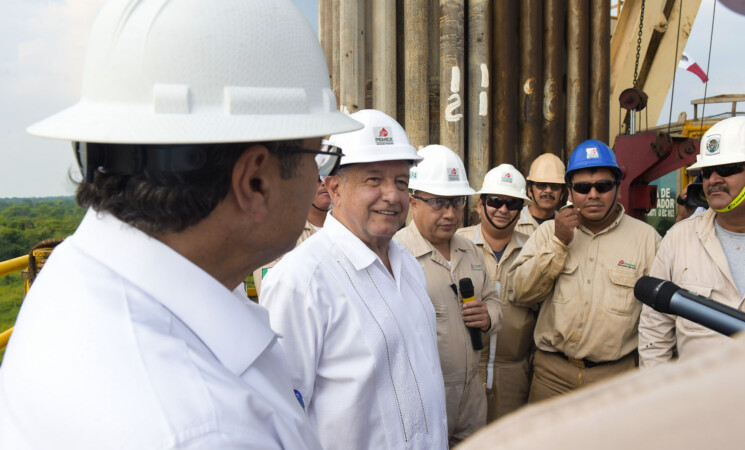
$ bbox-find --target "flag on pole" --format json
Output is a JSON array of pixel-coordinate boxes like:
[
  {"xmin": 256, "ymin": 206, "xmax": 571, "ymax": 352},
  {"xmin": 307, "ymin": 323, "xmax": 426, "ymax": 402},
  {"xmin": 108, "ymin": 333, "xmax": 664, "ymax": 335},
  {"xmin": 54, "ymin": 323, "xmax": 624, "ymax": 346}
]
[{"xmin": 678, "ymin": 52, "xmax": 709, "ymax": 83}]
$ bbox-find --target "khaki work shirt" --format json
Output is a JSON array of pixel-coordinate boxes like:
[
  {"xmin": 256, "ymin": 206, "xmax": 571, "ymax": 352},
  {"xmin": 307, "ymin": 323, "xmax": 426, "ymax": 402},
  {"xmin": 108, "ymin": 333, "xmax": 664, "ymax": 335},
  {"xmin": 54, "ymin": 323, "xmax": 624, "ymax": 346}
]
[
  {"xmin": 457, "ymin": 225, "xmax": 536, "ymax": 365},
  {"xmin": 515, "ymin": 206, "xmax": 539, "ymax": 236},
  {"xmin": 253, "ymin": 220, "xmax": 316, "ymax": 295},
  {"xmin": 395, "ymin": 222, "xmax": 502, "ymax": 384},
  {"xmin": 510, "ymin": 205, "xmax": 660, "ymax": 362},
  {"xmin": 639, "ymin": 208, "xmax": 743, "ymax": 367}
]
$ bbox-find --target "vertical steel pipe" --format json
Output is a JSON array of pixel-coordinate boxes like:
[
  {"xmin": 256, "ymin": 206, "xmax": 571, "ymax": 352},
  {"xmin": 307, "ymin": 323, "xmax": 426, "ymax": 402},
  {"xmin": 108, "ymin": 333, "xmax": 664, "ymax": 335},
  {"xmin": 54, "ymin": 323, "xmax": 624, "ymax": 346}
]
[
  {"xmin": 319, "ymin": 0, "xmax": 332, "ymax": 76},
  {"xmin": 364, "ymin": 0, "xmax": 373, "ymax": 110},
  {"xmin": 565, "ymin": 0, "xmax": 589, "ymax": 157},
  {"xmin": 439, "ymin": 0, "xmax": 465, "ymax": 160},
  {"xmin": 467, "ymin": 0, "xmax": 490, "ymax": 225},
  {"xmin": 404, "ymin": 0, "xmax": 429, "ymax": 147},
  {"xmin": 492, "ymin": 1, "xmax": 519, "ymax": 166},
  {"xmin": 372, "ymin": 0, "xmax": 397, "ymax": 117},
  {"xmin": 543, "ymin": 0, "xmax": 565, "ymax": 158},
  {"xmin": 330, "ymin": 0, "xmax": 341, "ymax": 103},
  {"xmin": 340, "ymin": 0, "xmax": 365, "ymax": 113},
  {"xmin": 519, "ymin": 0, "xmax": 543, "ymax": 174},
  {"xmin": 590, "ymin": 0, "xmax": 610, "ymax": 143},
  {"xmin": 428, "ymin": 0, "xmax": 440, "ymax": 145}
]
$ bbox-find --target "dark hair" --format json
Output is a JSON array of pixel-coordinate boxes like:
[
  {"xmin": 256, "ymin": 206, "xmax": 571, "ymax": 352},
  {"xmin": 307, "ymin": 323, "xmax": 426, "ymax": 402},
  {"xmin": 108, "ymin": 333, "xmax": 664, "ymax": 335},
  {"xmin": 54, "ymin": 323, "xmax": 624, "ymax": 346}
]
[{"xmin": 76, "ymin": 140, "xmax": 301, "ymax": 235}]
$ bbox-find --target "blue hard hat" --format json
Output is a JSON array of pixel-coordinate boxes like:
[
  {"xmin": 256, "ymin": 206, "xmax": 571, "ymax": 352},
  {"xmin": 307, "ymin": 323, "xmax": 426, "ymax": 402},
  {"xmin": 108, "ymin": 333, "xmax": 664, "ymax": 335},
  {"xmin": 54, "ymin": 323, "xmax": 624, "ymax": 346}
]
[{"xmin": 565, "ymin": 139, "xmax": 623, "ymax": 183}]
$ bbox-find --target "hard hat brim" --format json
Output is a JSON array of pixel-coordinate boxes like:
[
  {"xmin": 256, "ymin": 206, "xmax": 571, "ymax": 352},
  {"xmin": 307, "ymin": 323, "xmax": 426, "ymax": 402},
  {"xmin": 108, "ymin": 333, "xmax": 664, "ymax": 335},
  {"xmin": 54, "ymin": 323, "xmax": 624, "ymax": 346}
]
[{"xmin": 28, "ymin": 104, "xmax": 363, "ymax": 144}]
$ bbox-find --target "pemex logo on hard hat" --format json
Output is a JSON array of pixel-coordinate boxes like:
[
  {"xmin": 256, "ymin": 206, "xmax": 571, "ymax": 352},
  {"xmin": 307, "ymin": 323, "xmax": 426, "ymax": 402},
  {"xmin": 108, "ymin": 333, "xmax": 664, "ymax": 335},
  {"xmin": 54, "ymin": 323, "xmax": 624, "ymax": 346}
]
[
  {"xmin": 374, "ymin": 127, "xmax": 394, "ymax": 145},
  {"xmin": 502, "ymin": 172, "xmax": 513, "ymax": 183},
  {"xmin": 705, "ymin": 135, "xmax": 721, "ymax": 155},
  {"xmin": 586, "ymin": 147, "xmax": 599, "ymax": 159},
  {"xmin": 448, "ymin": 167, "xmax": 459, "ymax": 182}
]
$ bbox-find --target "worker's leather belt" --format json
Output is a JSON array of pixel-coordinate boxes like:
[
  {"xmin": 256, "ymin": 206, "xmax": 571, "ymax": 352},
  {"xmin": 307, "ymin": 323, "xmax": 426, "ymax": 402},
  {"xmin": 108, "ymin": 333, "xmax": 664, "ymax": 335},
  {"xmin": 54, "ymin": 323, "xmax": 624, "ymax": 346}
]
[{"xmin": 552, "ymin": 351, "xmax": 629, "ymax": 369}]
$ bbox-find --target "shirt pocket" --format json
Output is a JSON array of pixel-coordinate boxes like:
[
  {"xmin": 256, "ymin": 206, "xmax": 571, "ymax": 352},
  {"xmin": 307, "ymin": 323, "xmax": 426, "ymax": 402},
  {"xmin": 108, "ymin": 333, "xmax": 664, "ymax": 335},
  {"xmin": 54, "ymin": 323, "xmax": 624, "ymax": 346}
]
[
  {"xmin": 676, "ymin": 281, "xmax": 715, "ymax": 334},
  {"xmin": 606, "ymin": 268, "xmax": 641, "ymax": 316},
  {"xmin": 552, "ymin": 260, "xmax": 578, "ymax": 304}
]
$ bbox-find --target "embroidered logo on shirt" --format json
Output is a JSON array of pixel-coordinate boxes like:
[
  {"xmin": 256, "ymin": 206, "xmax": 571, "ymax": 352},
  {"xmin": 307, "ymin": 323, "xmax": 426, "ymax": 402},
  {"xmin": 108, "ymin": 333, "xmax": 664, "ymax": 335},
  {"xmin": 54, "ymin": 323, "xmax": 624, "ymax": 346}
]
[
  {"xmin": 617, "ymin": 260, "xmax": 637, "ymax": 269},
  {"xmin": 471, "ymin": 263, "xmax": 483, "ymax": 270}
]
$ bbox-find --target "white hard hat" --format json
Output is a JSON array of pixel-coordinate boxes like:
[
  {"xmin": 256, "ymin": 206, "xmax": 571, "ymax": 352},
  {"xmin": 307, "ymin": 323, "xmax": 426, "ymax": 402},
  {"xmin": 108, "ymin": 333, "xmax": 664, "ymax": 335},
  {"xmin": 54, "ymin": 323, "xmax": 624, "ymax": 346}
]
[
  {"xmin": 328, "ymin": 109, "xmax": 422, "ymax": 166},
  {"xmin": 409, "ymin": 145, "xmax": 475, "ymax": 196},
  {"xmin": 476, "ymin": 164, "xmax": 532, "ymax": 204},
  {"xmin": 689, "ymin": 117, "xmax": 745, "ymax": 170},
  {"xmin": 27, "ymin": 0, "xmax": 361, "ymax": 144}
]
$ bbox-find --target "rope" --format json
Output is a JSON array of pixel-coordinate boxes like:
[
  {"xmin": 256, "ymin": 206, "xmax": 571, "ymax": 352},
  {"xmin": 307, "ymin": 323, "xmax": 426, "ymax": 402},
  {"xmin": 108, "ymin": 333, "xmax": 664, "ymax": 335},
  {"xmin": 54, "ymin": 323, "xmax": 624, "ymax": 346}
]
[
  {"xmin": 699, "ymin": 0, "xmax": 718, "ymax": 130},
  {"xmin": 667, "ymin": 0, "xmax": 684, "ymax": 134}
]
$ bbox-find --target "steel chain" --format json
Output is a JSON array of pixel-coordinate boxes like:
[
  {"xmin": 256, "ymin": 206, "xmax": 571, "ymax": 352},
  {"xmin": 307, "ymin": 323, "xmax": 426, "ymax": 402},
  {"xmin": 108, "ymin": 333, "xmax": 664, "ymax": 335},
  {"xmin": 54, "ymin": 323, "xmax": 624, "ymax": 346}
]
[{"xmin": 633, "ymin": 0, "xmax": 646, "ymax": 87}]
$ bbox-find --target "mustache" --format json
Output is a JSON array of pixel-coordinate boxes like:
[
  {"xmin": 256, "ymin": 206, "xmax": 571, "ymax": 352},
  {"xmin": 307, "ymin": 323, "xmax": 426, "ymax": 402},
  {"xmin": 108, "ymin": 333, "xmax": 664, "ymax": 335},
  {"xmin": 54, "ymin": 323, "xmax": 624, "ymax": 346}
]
[
  {"xmin": 540, "ymin": 193, "xmax": 555, "ymax": 200},
  {"xmin": 708, "ymin": 184, "xmax": 729, "ymax": 195}
]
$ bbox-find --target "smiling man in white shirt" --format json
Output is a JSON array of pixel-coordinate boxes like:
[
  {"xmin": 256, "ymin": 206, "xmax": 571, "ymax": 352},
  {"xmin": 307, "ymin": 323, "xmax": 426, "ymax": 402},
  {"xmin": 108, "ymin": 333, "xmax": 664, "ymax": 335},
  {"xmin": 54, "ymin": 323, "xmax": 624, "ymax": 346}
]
[
  {"xmin": 261, "ymin": 109, "xmax": 449, "ymax": 450},
  {"xmin": 0, "ymin": 0, "xmax": 361, "ymax": 448}
]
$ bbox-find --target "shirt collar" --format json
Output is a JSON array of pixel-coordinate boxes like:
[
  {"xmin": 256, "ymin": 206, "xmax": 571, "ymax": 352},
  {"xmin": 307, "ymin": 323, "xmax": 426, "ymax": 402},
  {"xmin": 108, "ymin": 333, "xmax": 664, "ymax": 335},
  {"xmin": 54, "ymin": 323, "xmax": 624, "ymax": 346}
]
[
  {"xmin": 72, "ymin": 209, "xmax": 275, "ymax": 376},
  {"xmin": 324, "ymin": 213, "xmax": 381, "ymax": 270}
]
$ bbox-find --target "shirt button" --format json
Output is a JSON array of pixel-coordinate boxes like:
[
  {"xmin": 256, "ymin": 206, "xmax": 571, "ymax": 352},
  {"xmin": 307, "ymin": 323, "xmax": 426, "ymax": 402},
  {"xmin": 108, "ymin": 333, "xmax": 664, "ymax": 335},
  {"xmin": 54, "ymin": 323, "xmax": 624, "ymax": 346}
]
[
  {"xmin": 587, "ymin": 280, "xmax": 591, "ymax": 284},
  {"xmin": 589, "ymin": 257, "xmax": 595, "ymax": 262}
]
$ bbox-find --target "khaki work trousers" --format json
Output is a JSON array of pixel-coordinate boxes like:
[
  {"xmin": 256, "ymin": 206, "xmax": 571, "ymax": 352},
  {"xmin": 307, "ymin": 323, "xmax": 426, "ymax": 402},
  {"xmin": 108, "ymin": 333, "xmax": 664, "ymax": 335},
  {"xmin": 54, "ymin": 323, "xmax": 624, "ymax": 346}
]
[
  {"xmin": 445, "ymin": 371, "xmax": 487, "ymax": 447},
  {"xmin": 528, "ymin": 349, "xmax": 637, "ymax": 404},
  {"xmin": 485, "ymin": 356, "xmax": 531, "ymax": 422}
]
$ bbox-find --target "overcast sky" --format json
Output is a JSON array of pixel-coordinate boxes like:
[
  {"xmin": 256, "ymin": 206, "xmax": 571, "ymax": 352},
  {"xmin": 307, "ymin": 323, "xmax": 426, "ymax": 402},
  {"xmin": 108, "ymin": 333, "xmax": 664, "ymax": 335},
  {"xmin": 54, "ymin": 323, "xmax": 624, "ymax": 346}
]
[{"xmin": 0, "ymin": 0, "xmax": 741, "ymax": 198}]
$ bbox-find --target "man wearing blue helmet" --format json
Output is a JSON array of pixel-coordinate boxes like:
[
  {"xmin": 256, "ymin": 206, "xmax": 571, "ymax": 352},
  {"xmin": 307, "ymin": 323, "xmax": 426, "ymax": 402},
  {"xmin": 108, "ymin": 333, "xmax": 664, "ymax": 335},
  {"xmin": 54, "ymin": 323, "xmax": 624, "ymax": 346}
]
[{"xmin": 509, "ymin": 139, "xmax": 660, "ymax": 402}]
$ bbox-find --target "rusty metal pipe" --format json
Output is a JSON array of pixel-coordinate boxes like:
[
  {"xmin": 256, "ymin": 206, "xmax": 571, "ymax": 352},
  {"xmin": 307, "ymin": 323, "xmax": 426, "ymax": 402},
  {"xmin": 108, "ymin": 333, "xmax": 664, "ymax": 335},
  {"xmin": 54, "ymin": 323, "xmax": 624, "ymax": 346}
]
[
  {"xmin": 492, "ymin": 1, "xmax": 519, "ymax": 166},
  {"xmin": 519, "ymin": 0, "xmax": 543, "ymax": 174},
  {"xmin": 340, "ymin": 0, "xmax": 365, "ymax": 113},
  {"xmin": 565, "ymin": 0, "xmax": 589, "ymax": 156},
  {"xmin": 590, "ymin": 0, "xmax": 610, "ymax": 143},
  {"xmin": 543, "ymin": 0, "xmax": 565, "ymax": 158},
  {"xmin": 439, "ymin": 0, "xmax": 465, "ymax": 160},
  {"xmin": 372, "ymin": 0, "xmax": 397, "ymax": 116},
  {"xmin": 404, "ymin": 0, "xmax": 429, "ymax": 146},
  {"xmin": 467, "ymin": 0, "xmax": 490, "ymax": 226}
]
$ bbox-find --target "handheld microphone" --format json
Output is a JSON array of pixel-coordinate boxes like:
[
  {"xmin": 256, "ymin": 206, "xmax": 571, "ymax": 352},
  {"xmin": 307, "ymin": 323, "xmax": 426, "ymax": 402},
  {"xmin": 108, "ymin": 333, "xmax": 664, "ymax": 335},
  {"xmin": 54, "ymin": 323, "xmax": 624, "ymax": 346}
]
[
  {"xmin": 634, "ymin": 276, "xmax": 745, "ymax": 337},
  {"xmin": 459, "ymin": 278, "xmax": 484, "ymax": 350}
]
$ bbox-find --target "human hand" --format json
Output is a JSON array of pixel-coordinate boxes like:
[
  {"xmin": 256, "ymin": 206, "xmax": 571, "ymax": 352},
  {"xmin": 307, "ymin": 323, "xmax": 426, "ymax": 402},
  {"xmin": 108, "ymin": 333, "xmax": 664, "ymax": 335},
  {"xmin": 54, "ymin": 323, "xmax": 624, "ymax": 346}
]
[
  {"xmin": 462, "ymin": 298, "xmax": 490, "ymax": 331},
  {"xmin": 554, "ymin": 206, "xmax": 580, "ymax": 245}
]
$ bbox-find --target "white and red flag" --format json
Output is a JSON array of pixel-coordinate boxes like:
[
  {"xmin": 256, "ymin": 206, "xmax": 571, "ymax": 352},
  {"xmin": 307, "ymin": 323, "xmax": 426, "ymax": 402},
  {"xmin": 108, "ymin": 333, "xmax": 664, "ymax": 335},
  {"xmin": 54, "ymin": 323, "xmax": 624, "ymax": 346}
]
[{"xmin": 678, "ymin": 52, "xmax": 709, "ymax": 83}]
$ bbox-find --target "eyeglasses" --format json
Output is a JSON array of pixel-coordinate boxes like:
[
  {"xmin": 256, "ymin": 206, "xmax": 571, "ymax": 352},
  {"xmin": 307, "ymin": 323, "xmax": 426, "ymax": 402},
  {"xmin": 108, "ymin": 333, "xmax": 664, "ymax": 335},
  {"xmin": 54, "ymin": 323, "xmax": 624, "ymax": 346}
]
[
  {"xmin": 533, "ymin": 182, "xmax": 563, "ymax": 191},
  {"xmin": 570, "ymin": 180, "xmax": 618, "ymax": 194},
  {"xmin": 700, "ymin": 163, "xmax": 745, "ymax": 179},
  {"xmin": 412, "ymin": 195, "xmax": 467, "ymax": 211},
  {"xmin": 277, "ymin": 143, "xmax": 344, "ymax": 177},
  {"xmin": 483, "ymin": 195, "xmax": 524, "ymax": 211}
]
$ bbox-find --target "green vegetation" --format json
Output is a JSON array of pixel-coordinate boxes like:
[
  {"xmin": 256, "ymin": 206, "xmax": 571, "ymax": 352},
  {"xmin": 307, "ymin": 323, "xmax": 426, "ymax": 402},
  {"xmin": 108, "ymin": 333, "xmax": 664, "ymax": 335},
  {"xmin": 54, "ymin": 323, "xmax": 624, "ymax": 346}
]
[{"xmin": 0, "ymin": 197, "xmax": 85, "ymax": 363}]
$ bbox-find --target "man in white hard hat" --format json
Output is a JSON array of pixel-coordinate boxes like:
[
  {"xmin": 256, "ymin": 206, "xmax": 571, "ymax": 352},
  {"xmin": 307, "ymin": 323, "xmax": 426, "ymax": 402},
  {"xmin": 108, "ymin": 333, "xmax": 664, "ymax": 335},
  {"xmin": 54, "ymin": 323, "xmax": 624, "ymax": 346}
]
[
  {"xmin": 253, "ymin": 177, "xmax": 331, "ymax": 295},
  {"xmin": 394, "ymin": 145, "xmax": 501, "ymax": 446},
  {"xmin": 639, "ymin": 116, "xmax": 745, "ymax": 367},
  {"xmin": 457, "ymin": 164, "xmax": 537, "ymax": 421},
  {"xmin": 0, "ymin": 0, "xmax": 360, "ymax": 448},
  {"xmin": 516, "ymin": 153, "xmax": 568, "ymax": 236},
  {"xmin": 510, "ymin": 140, "xmax": 660, "ymax": 403},
  {"xmin": 260, "ymin": 109, "xmax": 448, "ymax": 449}
]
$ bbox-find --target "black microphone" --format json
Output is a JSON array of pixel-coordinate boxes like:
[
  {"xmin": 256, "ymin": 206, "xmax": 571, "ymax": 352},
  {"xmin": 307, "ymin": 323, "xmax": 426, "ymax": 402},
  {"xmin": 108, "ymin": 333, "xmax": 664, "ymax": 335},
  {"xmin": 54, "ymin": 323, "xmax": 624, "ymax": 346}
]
[
  {"xmin": 634, "ymin": 276, "xmax": 745, "ymax": 337},
  {"xmin": 459, "ymin": 278, "xmax": 484, "ymax": 350}
]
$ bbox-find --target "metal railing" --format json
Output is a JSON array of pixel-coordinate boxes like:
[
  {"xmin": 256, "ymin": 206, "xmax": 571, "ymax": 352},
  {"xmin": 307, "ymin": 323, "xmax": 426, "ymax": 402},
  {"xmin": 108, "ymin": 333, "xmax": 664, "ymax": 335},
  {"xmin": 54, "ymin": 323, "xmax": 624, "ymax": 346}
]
[{"xmin": 0, "ymin": 255, "xmax": 29, "ymax": 351}]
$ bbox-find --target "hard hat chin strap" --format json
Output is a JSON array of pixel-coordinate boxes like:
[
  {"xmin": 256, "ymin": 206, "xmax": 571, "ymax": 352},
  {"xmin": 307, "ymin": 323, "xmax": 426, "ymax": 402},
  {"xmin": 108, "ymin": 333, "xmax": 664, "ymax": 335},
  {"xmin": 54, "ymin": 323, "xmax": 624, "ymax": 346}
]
[
  {"xmin": 714, "ymin": 185, "xmax": 745, "ymax": 213},
  {"xmin": 484, "ymin": 208, "xmax": 520, "ymax": 230}
]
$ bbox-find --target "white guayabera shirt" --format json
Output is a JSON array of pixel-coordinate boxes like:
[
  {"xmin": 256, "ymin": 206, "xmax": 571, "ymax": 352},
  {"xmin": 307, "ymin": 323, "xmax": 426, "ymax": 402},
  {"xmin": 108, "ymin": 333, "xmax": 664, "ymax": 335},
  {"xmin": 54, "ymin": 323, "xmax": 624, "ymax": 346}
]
[{"xmin": 261, "ymin": 214, "xmax": 449, "ymax": 450}]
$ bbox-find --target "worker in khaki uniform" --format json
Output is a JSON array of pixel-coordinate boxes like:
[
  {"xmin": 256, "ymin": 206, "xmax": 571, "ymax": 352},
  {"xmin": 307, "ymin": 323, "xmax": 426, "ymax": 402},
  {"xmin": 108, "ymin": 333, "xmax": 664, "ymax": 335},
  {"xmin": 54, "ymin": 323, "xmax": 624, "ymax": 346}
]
[
  {"xmin": 516, "ymin": 154, "xmax": 568, "ymax": 236},
  {"xmin": 253, "ymin": 178, "xmax": 330, "ymax": 294},
  {"xmin": 394, "ymin": 145, "xmax": 501, "ymax": 447},
  {"xmin": 457, "ymin": 164, "xmax": 536, "ymax": 421},
  {"xmin": 510, "ymin": 140, "xmax": 660, "ymax": 403},
  {"xmin": 640, "ymin": 117, "xmax": 745, "ymax": 367}
]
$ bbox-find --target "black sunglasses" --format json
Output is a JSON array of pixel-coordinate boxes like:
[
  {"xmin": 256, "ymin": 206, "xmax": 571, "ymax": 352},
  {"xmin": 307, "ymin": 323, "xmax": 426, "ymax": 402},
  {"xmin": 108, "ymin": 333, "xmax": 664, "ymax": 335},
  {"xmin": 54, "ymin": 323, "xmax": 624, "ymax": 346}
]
[
  {"xmin": 483, "ymin": 195, "xmax": 524, "ymax": 211},
  {"xmin": 278, "ymin": 143, "xmax": 344, "ymax": 177},
  {"xmin": 412, "ymin": 195, "xmax": 467, "ymax": 211},
  {"xmin": 533, "ymin": 182, "xmax": 563, "ymax": 191},
  {"xmin": 701, "ymin": 163, "xmax": 745, "ymax": 179},
  {"xmin": 570, "ymin": 180, "xmax": 618, "ymax": 194}
]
